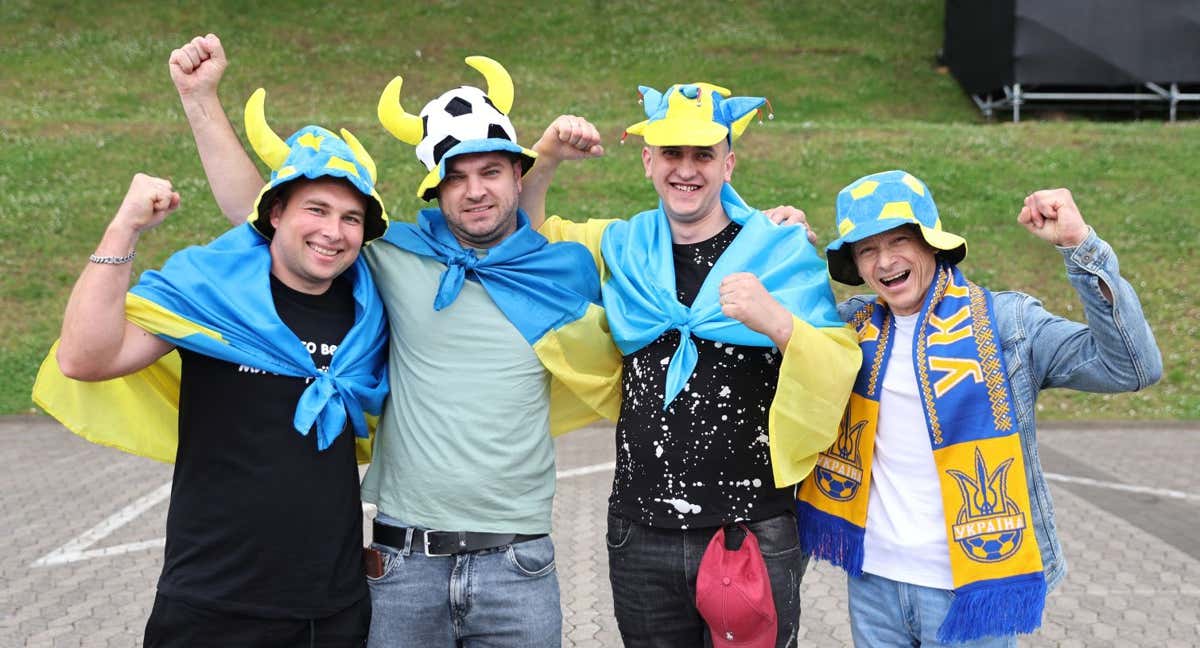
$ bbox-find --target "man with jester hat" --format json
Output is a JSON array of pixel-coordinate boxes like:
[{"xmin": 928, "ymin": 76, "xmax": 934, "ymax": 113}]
[
  {"xmin": 163, "ymin": 34, "xmax": 620, "ymax": 647},
  {"xmin": 34, "ymin": 85, "xmax": 391, "ymax": 643},
  {"xmin": 796, "ymin": 170, "xmax": 1161, "ymax": 646},
  {"xmin": 524, "ymin": 82, "xmax": 861, "ymax": 647}
]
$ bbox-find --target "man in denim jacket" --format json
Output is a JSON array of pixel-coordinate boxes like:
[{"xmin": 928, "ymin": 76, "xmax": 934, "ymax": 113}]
[{"xmin": 796, "ymin": 170, "xmax": 1161, "ymax": 647}]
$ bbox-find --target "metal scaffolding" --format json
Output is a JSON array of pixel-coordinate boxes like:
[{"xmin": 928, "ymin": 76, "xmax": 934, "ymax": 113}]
[{"xmin": 972, "ymin": 82, "xmax": 1200, "ymax": 122}]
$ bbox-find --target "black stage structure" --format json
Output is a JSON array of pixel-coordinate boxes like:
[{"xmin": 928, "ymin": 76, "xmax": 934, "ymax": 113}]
[{"xmin": 942, "ymin": 0, "xmax": 1200, "ymax": 121}]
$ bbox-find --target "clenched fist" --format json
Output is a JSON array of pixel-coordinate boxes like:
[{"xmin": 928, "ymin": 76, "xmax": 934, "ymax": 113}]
[
  {"xmin": 113, "ymin": 174, "xmax": 181, "ymax": 233},
  {"xmin": 1018, "ymin": 188, "xmax": 1090, "ymax": 247},
  {"xmin": 168, "ymin": 33, "xmax": 227, "ymax": 99}
]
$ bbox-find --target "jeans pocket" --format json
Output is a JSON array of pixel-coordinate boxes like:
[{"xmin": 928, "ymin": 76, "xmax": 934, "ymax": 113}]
[
  {"xmin": 366, "ymin": 542, "xmax": 402, "ymax": 582},
  {"xmin": 747, "ymin": 511, "xmax": 802, "ymax": 558},
  {"xmin": 506, "ymin": 537, "xmax": 556, "ymax": 578},
  {"xmin": 605, "ymin": 513, "xmax": 634, "ymax": 550}
]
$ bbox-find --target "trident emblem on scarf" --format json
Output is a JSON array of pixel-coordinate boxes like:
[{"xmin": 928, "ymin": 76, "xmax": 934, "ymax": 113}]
[
  {"xmin": 947, "ymin": 448, "xmax": 1028, "ymax": 563},
  {"xmin": 813, "ymin": 416, "xmax": 867, "ymax": 502}
]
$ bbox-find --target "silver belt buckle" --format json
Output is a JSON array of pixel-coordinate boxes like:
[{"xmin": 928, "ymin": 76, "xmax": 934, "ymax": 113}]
[{"xmin": 423, "ymin": 530, "xmax": 455, "ymax": 557}]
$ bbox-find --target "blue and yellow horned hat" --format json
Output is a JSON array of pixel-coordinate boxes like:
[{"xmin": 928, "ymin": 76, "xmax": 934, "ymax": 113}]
[
  {"xmin": 825, "ymin": 170, "xmax": 967, "ymax": 285},
  {"xmin": 245, "ymin": 89, "xmax": 389, "ymax": 242},
  {"xmin": 377, "ymin": 56, "xmax": 538, "ymax": 201},
  {"xmin": 624, "ymin": 82, "xmax": 769, "ymax": 147}
]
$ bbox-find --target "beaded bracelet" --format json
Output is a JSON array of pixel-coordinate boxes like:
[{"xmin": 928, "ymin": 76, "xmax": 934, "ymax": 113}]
[{"xmin": 89, "ymin": 250, "xmax": 136, "ymax": 265}]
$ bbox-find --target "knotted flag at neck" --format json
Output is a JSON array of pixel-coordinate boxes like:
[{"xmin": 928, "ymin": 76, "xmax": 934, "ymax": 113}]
[
  {"xmin": 379, "ymin": 208, "xmax": 600, "ymax": 345},
  {"xmin": 797, "ymin": 263, "xmax": 1046, "ymax": 643},
  {"xmin": 33, "ymin": 223, "xmax": 388, "ymax": 458},
  {"xmin": 600, "ymin": 183, "xmax": 842, "ymax": 407}
]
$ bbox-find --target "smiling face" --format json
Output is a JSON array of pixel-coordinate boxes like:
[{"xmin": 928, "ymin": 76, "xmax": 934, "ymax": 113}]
[
  {"xmin": 851, "ymin": 225, "xmax": 939, "ymax": 316},
  {"xmin": 268, "ymin": 178, "xmax": 367, "ymax": 295},
  {"xmin": 642, "ymin": 141, "xmax": 735, "ymax": 228},
  {"xmin": 436, "ymin": 151, "xmax": 523, "ymax": 248}
]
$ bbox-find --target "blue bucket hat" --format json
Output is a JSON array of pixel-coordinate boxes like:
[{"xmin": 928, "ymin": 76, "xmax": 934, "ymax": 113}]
[
  {"xmin": 825, "ymin": 170, "xmax": 967, "ymax": 285},
  {"xmin": 244, "ymin": 88, "xmax": 389, "ymax": 242}
]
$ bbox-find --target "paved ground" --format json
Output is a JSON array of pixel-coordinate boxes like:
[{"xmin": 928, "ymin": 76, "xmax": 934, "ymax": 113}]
[{"xmin": 1, "ymin": 415, "xmax": 1197, "ymax": 647}]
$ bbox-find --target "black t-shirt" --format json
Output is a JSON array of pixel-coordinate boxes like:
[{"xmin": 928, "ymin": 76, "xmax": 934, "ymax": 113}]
[
  {"xmin": 609, "ymin": 222, "xmax": 794, "ymax": 529},
  {"xmin": 158, "ymin": 274, "xmax": 364, "ymax": 618}
]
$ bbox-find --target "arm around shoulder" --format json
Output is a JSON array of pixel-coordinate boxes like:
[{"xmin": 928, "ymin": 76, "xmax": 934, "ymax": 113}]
[{"xmin": 538, "ymin": 216, "xmax": 617, "ymax": 278}]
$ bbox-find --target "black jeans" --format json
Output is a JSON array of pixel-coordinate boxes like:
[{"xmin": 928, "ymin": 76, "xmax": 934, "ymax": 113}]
[
  {"xmin": 607, "ymin": 510, "xmax": 809, "ymax": 648},
  {"xmin": 143, "ymin": 592, "xmax": 370, "ymax": 648}
]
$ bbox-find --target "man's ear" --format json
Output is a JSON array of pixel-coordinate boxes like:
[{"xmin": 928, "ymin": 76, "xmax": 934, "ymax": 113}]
[
  {"xmin": 269, "ymin": 200, "xmax": 283, "ymax": 229},
  {"xmin": 723, "ymin": 149, "xmax": 736, "ymax": 183},
  {"xmin": 513, "ymin": 159, "xmax": 524, "ymax": 193},
  {"xmin": 642, "ymin": 146, "xmax": 653, "ymax": 178}
]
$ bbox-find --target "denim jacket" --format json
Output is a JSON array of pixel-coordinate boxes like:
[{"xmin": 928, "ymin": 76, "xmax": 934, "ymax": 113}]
[{"xmin": 838, "ymin": 229, "xmax": 1162, "ymax": 590}]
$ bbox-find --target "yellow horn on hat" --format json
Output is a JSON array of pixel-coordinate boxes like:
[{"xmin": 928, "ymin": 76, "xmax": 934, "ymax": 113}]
[
  {"xmin": 245, "ymin": 88, "xmax": 290, "ymax": 170},
  {"xmin": 377, "ymin": 76, "xmax": 424, "ymax": 146},
  {"xmin": 339, "ymin": 129, "xmax": 376, "ymax": 184},
  {"xmin": 465, "ymin": 56, "xmax": 513, "ymax": 115}
]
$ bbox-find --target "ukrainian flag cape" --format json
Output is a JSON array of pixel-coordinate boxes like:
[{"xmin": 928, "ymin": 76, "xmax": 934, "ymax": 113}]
[
  {"xmin": 797, "ymin": 263, "xmax": 1046, "ymax": 642},
  {"xmin": 379, "ymin": 209, "xmax": 620, "ymax": 433},
  {"xmin": 600, "ymin": 184, "xmax": 844, "ymax": 407},
  {"xmin": 33, "ymin": 224, "xmax": 388, "ymax": 461}
]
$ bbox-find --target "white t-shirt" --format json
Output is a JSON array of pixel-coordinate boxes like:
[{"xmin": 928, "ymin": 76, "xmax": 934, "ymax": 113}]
[{"xmin": 861, "ymin": 312, "xmax": 955, "ymax": 589}]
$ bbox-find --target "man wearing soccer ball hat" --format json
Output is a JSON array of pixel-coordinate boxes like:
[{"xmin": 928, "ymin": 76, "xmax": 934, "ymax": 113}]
[
  {"xmin": 797, "ymin": 170, "xmax": 1161, "ymax": 645},
  {"xmin": 523, "ymin": 81, "xmax": 862, "ymax": 647},
  {"xmin": 167, "ymin": 33, "xmax": 621, "ymax": 647}
]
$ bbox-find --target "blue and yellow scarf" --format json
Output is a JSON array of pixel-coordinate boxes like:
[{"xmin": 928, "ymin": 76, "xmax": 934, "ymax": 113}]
[
  {"xmin": 600, "ymin": 184, "xmax": 843, "ymax": 407},
  {"xmin": 379, "ymin": 209, "xmax": 622, "ymax": 431},
  {"xmin": 797, "ymin": 263, "xmax": 1046, "ymax": 642},
  {"xmin": 33, "ymin": 224, "xmax": 388, "ymax": 460}
]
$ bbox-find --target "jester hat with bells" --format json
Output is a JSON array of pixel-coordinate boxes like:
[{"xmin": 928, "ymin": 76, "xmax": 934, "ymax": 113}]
[
  {"xmin": 377, "ymin": 56, "xmax": 537, "ymax": 201},
  {"xmin": 624, "ymin": 82, "xmax": 770, "ymax": 147},
  {"xmin": 245, "ymin": 88, "xmax": 389, "ymax": 242}
]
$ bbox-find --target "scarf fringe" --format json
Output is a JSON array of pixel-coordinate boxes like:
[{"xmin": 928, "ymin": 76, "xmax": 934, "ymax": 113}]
[
  {"xmin": 796, "ymin": 501, "xmax": 865, "ymax": 576},
  {"xmin": 937, "ymin": 574, "xmax": 1047, "ymax": 643}
]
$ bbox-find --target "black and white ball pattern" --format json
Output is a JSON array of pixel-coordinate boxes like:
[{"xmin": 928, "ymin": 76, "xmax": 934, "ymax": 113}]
[{"xmin": 416, "ymin": 86, "xmax": 517, "ymax": 170}]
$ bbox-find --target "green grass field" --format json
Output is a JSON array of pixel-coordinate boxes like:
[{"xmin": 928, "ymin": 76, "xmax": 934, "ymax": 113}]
[{"xmin": 2, "ymin": 0, "xmax": 1196, "ymax": 418}]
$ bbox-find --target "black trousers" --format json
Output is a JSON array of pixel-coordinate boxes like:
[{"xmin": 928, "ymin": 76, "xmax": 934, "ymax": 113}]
[{"xmin": 143, "ymin": 592, "xmax": 370, "ymax": 648}]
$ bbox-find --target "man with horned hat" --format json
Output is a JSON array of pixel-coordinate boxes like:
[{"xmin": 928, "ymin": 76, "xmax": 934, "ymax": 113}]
[
  {"xmin": 164, "ymin": 34, "xmax": 618, "ymax": 647},
  {"xmin": 33, "ymin": 87, "xmax": 390, "ymax": 645},
  {"xmin": 797, "ymin": 170, "xmax": 1160, "ymax": 646},
  {"xmin": 522, "ymin": 83, "xmax": 861, "ymax": 646}
]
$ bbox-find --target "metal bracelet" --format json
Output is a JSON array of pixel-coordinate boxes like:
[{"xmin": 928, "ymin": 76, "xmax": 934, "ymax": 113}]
[{"xmin": 89, "ymin": 250, "xmax": 136, "ymax": 265}]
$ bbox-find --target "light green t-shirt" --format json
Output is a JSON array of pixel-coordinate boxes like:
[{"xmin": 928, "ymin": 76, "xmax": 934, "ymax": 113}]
[{"xmin": 360, "ymin": 244, "xmax": 555, "ymax": 534}]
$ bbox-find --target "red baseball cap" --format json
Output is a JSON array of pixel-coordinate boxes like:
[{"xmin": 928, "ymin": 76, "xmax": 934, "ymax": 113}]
[{"xmin": 696, "ymin": 525, "xmax": 777, "ymax": 648}]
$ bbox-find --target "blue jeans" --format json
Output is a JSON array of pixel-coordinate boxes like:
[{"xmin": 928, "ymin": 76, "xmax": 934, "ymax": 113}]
[
  {"xmin": 607, "ymin": 510, "xmax": 808, "ymax": 648},
  {"xmin": 366, "ymin": 533, "xmax": 561, "ymax": 647},
  {"xmin": 848, "ymin": 572, "xmax": 1017, "ymax": 647}
]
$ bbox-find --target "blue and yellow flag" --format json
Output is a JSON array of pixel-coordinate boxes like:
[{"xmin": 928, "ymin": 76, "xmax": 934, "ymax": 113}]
[
  {"xmin": 601, "ymin": 184, "xmax": 844, "ymax": 407},
  {"xmin": 379, "ymin": 209, "xmax": 621, "ymax": 433},
  {"xmin": 540, "ymin": 194, "xmax": 859, "ymax": 487},
  {"xmin": 33, "ymin": 224, "xmax": 388, "ymax": 462}
]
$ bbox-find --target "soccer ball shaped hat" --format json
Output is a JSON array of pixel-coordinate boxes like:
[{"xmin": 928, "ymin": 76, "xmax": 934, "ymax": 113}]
[
  {"xmin": 825, "ymin": 170, "xmax": 967, "ymax": 285},
  {"xmin": 244, "ymin": 88, "xmax": 389, "ymax": 242},
  {"xmin": 377, "ymin": 56, "xmax": 537, "ymax": 201}
]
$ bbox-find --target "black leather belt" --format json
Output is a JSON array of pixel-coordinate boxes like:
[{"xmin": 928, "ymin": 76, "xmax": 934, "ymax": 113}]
[{"xmin": 372, "ymin": 521, "xmax": 546, "ymax": 557}]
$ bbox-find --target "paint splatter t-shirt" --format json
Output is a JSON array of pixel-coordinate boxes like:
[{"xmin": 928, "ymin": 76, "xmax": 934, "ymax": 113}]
[{"xmin": 608, "ymin": 222, "xmax": 794, "ymax": 529}]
